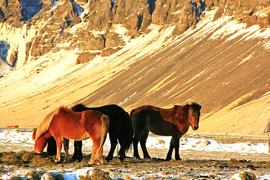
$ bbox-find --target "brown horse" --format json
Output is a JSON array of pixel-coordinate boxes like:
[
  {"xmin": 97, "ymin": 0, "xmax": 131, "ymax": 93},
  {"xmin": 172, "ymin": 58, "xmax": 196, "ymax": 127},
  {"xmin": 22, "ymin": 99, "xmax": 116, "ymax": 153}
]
[
  {"xmin": 47, "ymin": 104, "xmax": 133, "ymax": 162},
  {"xmin": 32, "ymin": 106, "xmax": 109, "ymax": 165},
  {"xmin": 131, "ymin": 103, "xmax": 201, "ymax": 161}
]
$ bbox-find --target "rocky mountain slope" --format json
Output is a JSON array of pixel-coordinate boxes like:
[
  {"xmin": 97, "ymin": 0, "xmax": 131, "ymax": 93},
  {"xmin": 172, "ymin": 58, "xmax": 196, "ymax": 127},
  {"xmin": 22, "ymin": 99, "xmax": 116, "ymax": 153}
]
[{"xmin": 0, "ymin": 0, "xmax": 270, "ymax": 135}]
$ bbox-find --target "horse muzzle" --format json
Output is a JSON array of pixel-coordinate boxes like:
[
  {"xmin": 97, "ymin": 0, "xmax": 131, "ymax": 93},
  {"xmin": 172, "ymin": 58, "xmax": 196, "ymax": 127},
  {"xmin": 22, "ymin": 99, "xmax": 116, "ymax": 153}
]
[
  {"xmin": 192, "ymin": 125, "xmax": 199, "ymax": 130},
  {"xmin": 35, "ymin": 150, "xmax": 42, "ymax": 154}
]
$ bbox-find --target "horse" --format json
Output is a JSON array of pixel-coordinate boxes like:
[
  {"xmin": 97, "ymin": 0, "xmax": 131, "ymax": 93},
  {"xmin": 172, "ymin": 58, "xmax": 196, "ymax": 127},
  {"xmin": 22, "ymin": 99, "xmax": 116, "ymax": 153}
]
[
  {"xmin": 47, "ymin": 104, "xmax": 133, "ymax": 162},
  {"xmin": 131, "ymin": 103, "xmax": 201, "ymax": 161},
  {"xmin": 32, "ymin": 106, "xmax": 110, "ymax": 165}
]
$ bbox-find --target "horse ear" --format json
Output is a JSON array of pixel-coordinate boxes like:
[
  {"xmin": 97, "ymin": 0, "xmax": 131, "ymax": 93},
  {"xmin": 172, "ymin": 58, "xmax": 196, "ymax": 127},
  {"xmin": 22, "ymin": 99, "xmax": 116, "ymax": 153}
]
[{"xmin": 32, "ymin": 128, "xmax": 37, "ymax": 140}]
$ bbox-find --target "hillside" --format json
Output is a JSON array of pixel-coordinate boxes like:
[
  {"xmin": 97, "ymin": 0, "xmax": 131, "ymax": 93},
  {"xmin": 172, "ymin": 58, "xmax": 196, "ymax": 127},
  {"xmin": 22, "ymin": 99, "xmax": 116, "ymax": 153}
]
[{"xmin": 0, "ymin": 0, "xmax": 270, "ymax": 135}]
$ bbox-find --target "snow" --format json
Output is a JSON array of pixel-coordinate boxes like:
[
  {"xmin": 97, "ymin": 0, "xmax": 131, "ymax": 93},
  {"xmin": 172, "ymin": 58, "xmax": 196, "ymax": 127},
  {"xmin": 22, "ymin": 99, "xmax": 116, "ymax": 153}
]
[{"xmin": 0, "ymin": 129, "xmax": 269, "ymax": 179}]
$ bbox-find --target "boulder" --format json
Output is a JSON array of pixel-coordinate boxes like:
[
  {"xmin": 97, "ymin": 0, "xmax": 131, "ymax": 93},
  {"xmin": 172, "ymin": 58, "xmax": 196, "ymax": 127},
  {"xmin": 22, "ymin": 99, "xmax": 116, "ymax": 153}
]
[{"xmin": 76, "ymin": 52, "xmax": 101, "ymax": 64}]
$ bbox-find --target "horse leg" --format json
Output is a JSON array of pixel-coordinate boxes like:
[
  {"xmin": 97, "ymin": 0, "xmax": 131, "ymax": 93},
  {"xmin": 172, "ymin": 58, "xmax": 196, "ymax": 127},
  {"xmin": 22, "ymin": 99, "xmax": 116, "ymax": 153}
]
[
  {"xmin": 47, "ymin": 137, "xmax": 57, "ymax": 156},
  {"xmin": 106, "ymin": 133, "xmax": 117, "ymax": 162},
  {"xmin": 89, "ymin": 145, "xmax": 97, "ymax": 166},
  {"xmin": 54, "ymin": 138, "xmax": 62, "ymax": 163},
  {"xmin": 77, "ymin": 141, "xmax": 83, "ymax": 162},
  {"xmin": 133, "ymin": 124, "xmax": 146, "ymax": 159},
  {"xmin": 63, "ymin": 138, "xmax": 69, "ymax": 163},
  {"xmin": 97, "ymin": 144, "xmax": 104, "ymax": 165},
  {"xmin": 174, "ymin": 137, "xmax": 181, "ymax": 160},
  {"xmin": 89, "ymin": 138, "xmax": 104, "ymax": 166},
  {"xmin": 72, "ymin": 141, "xmax": 83, "ymax": 162},
  {"xmin": 133, "ymin": 129, "xmax": 145, "ymax": 159},
  {"xmin": 71, "ymin": 141, "xmax": 77, "ymax": 161},
  {"xmin": 140, "ymin": 129, "xmax": 151, "ymax": 159},
  {"xmin": 118, "ymin": 137, "xmax": 126, "ymax": 162},
  {"xmin": 165, "ymin": 138, "xmax": 174, "ymax": 161}
]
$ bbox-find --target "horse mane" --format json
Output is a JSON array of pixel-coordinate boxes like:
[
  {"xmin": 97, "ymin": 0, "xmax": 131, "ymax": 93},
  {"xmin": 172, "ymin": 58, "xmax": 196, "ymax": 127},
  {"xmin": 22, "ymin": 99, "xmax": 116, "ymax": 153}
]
[
  {"xmin": 189, "ymin": 102, "xmax": 201, "ymax": 112},
  {"xmin": 33, "ymin": 106, "xmax": 67, "ymax": 141},
  {"xmin": 179, "ymin": 103, "xmax": 201, "ymax": 112},
  {"xmin": 71, "ymin": 103, "xmax": 88, "ymax": 111}
]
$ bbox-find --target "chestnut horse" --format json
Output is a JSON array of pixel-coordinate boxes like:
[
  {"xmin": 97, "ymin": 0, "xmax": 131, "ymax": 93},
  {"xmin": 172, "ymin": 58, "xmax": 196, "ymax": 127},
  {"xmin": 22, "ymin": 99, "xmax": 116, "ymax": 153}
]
[
  {"xmin": 47, "ymin": 104, "xmax": 133, "ymax": 162},
  {"xmin": 131, "ymin": 103, "xmax": 201, "ymax": 161},
  {"xmin": 32, "ymin": 106, "xmax": 109, "ymax": 165}
]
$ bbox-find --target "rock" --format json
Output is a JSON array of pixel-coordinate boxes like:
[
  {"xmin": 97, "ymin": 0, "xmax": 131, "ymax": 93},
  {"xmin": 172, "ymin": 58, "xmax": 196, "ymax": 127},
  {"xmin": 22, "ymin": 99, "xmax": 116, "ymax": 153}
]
[
  {"xmin": 0, "ymin": 0, "xmax": 23, "ymax": 27},
  {"xmin": 231, "ymin": 171, "xmax": 256, "ymax": 180},
  {"xmin": 172, "ymin": 1, "xmax": 198, "ymax": 37},
  {"xmin": 105, "ymin": 32, "xmax": 125, "ymax": 48},
  {"xmin": 25, "ymin": 0, "xmax": 82, "ymax": 62},
  {"xmin": 101, "ymin": 47, "xmax": 122, "ymax": 57},
  {"xmin": 112, "ymin": 0, "xmax": 151, "ymax": 35},
  {"xmin": 76, "ymin": 52, "xmax": 101, "ymax": 64},
  {"xmin": 239, "ymin": 171, "xmax": 256, "ymax": 180},
  {"xmin": 1, "ymin": 0, "xmax": 270, "ymax": 68},
  {"xmin": 78, "ymin": 168, "xmax": 111, "ymax": 180},
  {"xmin": 8, "ymin": 49, "xmax": 17, "ymax": 67},
  {"xmin": 87, "ymin": 0, "xmax": 113, "ymax": 31}
]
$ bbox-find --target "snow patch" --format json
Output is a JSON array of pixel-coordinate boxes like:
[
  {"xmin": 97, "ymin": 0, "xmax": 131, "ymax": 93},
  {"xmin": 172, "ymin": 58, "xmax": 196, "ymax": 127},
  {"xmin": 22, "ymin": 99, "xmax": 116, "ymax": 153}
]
[{"xmin": 0, "ymin": 130, "xmax": 269, "ymax": 179}]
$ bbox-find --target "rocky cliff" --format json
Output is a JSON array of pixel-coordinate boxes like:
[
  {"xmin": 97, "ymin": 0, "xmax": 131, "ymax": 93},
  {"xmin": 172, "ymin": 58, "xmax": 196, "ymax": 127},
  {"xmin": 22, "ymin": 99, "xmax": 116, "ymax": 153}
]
[
  {"xmin": 2, "ymin": 0, "xmax": 269, "ymax": 70},
  {"xmin": 0, "ymin": 0, "xmax": 270, "ymax": 134}
]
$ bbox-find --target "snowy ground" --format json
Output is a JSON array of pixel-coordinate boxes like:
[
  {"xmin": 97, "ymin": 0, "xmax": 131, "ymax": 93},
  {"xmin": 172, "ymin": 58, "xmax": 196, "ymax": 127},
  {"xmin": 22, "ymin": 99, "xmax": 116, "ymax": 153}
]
[{"xmin": 0, "ymin": 129, "xmax": 270, "ymax": 179}]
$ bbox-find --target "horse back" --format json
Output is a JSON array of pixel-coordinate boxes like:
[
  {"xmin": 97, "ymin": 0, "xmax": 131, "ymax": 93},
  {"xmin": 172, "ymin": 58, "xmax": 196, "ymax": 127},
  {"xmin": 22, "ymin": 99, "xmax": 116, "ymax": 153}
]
[
  {"xmin": 131, "ymin": 105, "xmax": 189, "ymax": 136},
  {"xmin": 81, "ymin": 110, "xmax": 104, "ymax": 132},
  {"xmin": 132, "ymin": 109, "xmax": 176, "ymax": 136},
  {"xmin": 72, "ymin": 104, "xmax": 125, "ymax": 116},
  {"xmin": 131, "ymin": 105, "xmax": 160, "ymax": 115},
  {"xmin": 51, "ymin": 110, "xmax": 83, "ymax": 139}
]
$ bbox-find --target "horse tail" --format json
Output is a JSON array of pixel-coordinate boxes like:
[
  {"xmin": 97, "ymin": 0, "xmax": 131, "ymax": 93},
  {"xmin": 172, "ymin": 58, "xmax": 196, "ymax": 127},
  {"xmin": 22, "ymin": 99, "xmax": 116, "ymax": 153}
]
[
  {"xmin": 100, "ymin": 114, "xmax": 110, "ymax": 145},
  {"xmin": 123, "ymin": 112, "xmax": 133, "ymax": 153},
  {"xmin": 94, "ymin": 114, "xmax": 110, "ymax": 161}
]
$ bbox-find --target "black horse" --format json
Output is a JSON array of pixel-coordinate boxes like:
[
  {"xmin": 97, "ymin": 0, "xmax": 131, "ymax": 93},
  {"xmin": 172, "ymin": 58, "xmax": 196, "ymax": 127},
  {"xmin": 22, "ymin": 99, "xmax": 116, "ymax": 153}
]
[{"xmin": 47, "ymin": 104, "xmax": 133, "ymax": 162}]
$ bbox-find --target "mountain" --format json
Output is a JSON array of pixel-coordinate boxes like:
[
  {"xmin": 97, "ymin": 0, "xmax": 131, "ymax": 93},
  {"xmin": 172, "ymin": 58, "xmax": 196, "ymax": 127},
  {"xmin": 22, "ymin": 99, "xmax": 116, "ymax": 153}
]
[{"xmin": 0, "ymin": 0, "xmax": 270, "ymax": 135}]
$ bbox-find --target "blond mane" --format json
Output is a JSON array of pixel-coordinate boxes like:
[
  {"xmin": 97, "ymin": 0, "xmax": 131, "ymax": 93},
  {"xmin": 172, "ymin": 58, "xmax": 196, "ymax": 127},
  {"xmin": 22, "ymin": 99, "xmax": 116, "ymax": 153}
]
[{"xmin": 33, "ymin": 106, "xmax": 66, "ymax": 141}]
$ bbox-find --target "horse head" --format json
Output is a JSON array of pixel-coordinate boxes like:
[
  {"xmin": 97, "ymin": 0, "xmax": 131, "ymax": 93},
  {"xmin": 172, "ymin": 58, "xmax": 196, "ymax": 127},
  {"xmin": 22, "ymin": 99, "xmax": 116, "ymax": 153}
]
[
  {"xmin": 34, "ymin": 134, "xmax": 48, "ymax": 154},
  {"xmin": 33, "ymin": 128, "xmax": 49, "ymax": 154},
  {"xmin": 33, "ymin": 107, "xmax": 64, "ymax": 154},
  {"xmin": 188, "ymin": 103, "xmax": 201, "ymax": 130}
]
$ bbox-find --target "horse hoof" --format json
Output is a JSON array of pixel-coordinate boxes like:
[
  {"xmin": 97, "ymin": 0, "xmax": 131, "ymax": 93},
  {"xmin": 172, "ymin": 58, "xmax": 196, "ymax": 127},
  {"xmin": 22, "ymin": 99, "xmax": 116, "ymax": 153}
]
[
  {"xmin": 105, "ymin": 157, "xmax": 112, "ymax": 162},
  {"xmin": 54, "ymin": 160, "xmax": 60, "ymax": 164},
  {"xmin": 134, "ymin": 157, "xmax": 141, "ymax": 160},
  {"xmin": 97, "ymin": 161, "xmax": 103, "ymax": 165},
  {"xmin": 88, "ymin": 164, "xmax": 93, "ymax": 167}
]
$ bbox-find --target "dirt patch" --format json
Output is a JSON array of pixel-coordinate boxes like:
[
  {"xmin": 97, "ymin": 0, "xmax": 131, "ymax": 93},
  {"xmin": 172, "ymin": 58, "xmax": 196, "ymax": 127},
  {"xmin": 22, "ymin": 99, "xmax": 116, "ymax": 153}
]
[
  {"xmin": 0, "ymin": 151, "xmax": 269, "ymax": 179},
  {"xmin": 0, "ymin": 151, "xmax": 55, "ymax": 166},
  {"xmin": 0, "ymin": 134, "xmax": 270, "ymax": 179}
]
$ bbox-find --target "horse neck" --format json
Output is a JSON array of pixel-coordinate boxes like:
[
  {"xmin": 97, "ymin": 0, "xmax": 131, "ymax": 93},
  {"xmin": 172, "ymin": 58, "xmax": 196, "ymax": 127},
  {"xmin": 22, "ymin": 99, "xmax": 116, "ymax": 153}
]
[
  {"xmin": 163, "ymin": 106, "xmax": 189, "ymax": 123},
  {"xmin": 160, "ymin": 106, "xmax": 182, "ymax": 116}
]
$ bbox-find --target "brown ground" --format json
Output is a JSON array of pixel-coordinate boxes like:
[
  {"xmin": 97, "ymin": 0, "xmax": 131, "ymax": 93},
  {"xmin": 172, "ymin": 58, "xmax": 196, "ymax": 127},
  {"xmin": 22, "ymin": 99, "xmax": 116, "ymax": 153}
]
[{"xmin": 1, "ymin": 133, "xmax": 270, "ymax": 179}]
